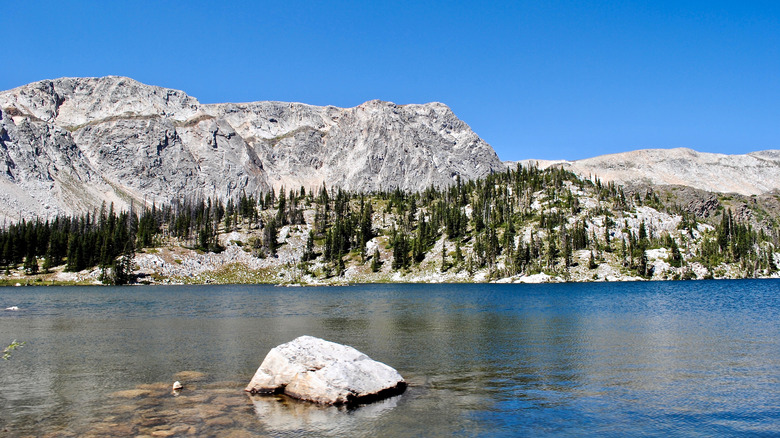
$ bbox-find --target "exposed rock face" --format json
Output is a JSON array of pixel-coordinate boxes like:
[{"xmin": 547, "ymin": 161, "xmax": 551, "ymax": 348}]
[
  {"xmin": 0, "ymin": 76, "xmax": 502, "ymax": 221},
  {"xmin": 0, "ymin": 76, "xmax": 200, "ymax": 127},
  {"xmin": 0, "ymin": 107, "xmax": 121, "ymax": 223},
  {"xmin": 208, "ymin": 99, "xmax": 502, "ymax": 192},
  {"xmin": 245, "ymin": 335, "xmax": 406, "ymax": 405},
  {"xmin": 677, "ymin": 188, "xmax": 721, "ymax": 219},
  {"xmin": 514, "ymin": 148, "xmax": 780, "ymax": 196}
]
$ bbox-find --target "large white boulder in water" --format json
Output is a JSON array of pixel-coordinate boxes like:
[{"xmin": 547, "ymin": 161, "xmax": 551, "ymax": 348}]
[{"xmin": 245, "ymin": 335, "xmax": 406, "ymax": 405}]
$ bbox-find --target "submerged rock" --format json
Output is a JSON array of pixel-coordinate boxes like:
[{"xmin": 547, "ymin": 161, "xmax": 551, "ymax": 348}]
[
  {"xmin": 245, "ymin": 335, "xmax": 406, "ymax": 405},
  {"xmin": 111, "ymin": 389, "xmax": 153, "ymax": 399}
]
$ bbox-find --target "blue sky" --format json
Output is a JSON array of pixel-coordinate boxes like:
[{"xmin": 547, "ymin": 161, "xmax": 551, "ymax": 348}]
[{"xmin": 3, "ymin": 1, "xmax": 779, "ymax": 161}]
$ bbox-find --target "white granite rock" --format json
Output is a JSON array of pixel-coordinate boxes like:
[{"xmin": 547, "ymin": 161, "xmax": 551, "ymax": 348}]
[
  {"xmin": 0, "ymin": 77, "xmax": 502, "ymax": 221},
  {"xmin": 245, "ymin": 335, "xmax": 405, "ymax": 405},
  {"xmin": 513, "ymin": 147, "xmax": 780, "ymax": 196}
]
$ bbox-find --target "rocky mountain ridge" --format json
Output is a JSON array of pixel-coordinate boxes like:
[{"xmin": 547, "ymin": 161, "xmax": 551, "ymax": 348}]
[
  {"xmin": 3, "ymin": 76, "xmax": 778, "ymax": 225},
  {"xmin": 0, "ymin": 76, "xmax": 502, "ymax": 222},
  {"xmin": 513, "ymin": 148, "xmax": 780, "ymax": 196}
]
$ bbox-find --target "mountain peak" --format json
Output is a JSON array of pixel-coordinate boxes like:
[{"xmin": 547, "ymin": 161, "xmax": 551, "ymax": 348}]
[
  {"xmin": 519, "ymin": 148, "xmax": 780, "ymax": 196},
  {"xmin": 0, "ymin": 76, "xmax": 503, "ymax": 222},
  {"xmin": 0, "ymin": 76, "xmax": 201, "ymax": 128}
]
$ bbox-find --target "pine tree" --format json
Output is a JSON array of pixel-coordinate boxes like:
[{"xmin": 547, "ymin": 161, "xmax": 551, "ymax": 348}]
[
  {"xmin": 392, "ymin": 232, "xmax": 409, "ymax": 270},
  {"xmin": 371, "ymin": 248, "xmax": 381, "ymax": 272},
  {"xmin": 638, "ymin": 251, "xmax": 649, "ymax": 278},
  {"xmin": 335, "ymin": 253, "xmax": 345, "ymax": 277},
  {"xmin": 42, "ymin": 250, "xmax": 52, "ymax": 274},
  {"xmin": 303, "ymin": 230, "xmax": 315, "ymax": 262},
  {"xmin": 669, "ymin": 238, "xmax": 682, "ymax": 268},
  {"xmin": 588, "ymin": 250, "xmax": 598, "ymax": 269},
  {"xmin": 276, "ymin": 188, "xmax": 287, "ymax": 226},
  {"xmin": 23, "ymin": 253, "xmax": 38, "ymax": 275},
  {"xmin": 454, "ymin": 241, "xmax": 463, "ymax": 269},
  {"xmin": 264, "ymin": 218, "xmax": 279, "ymax": 257}
]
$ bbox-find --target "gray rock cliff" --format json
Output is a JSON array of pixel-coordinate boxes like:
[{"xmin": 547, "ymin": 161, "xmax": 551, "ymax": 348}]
[
  {"xmin": 0, "ymin": 107, "xmax": 121, "ymax": 223},
  {"xmin": 207, "ymin": 99, "xmax": 501, "ymax": 192},
  {"xmin": 514, "ymin": 147, "xmax": 780, "ymax": 196},
  {"xmin": 0, "ymin": 76, "xmax": 502, "ymax": 220}
]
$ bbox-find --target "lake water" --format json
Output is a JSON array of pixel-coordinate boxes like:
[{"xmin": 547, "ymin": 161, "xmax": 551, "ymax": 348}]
[{"xmin": 1, "ymin": 280, "xmax": 779, "ymax": 437}]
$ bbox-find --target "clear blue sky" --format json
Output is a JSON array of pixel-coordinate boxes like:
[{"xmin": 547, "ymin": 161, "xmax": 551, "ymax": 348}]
[{"xmin": 3, "ymin": 1, "xmax": 779, "ymax": 161}]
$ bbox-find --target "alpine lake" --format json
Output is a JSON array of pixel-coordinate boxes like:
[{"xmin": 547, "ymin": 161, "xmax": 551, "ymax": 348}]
[{"xmin": 1, "ymin": 280, "xmax": 779, "ymax": 437}]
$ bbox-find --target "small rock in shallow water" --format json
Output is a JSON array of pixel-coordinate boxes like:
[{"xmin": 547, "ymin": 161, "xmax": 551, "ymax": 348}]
[
  {"xmin": 205, "ymin": 417, "xmax": 234, "ymax": 428},
  {"xmin": 172, "ymin": 381, "xmax": 183, "ymax": 391},
  {"xmin": 245, "ymin": 335, "xmax": 406, "ymax": 405},
  {"xmin": 138, "ymin": 415, "xmax": 167, "ymax": 427}
]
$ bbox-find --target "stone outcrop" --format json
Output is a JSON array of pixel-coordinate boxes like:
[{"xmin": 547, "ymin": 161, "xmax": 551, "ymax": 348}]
[
  {"xmin": 245, "ymin": 335, "xmax": 406, "ymax": 405},
  {"xmin": 514, "ymin": 148, "xmax": 780, "ymax": 196},
  {"xmin": 207, "ymin": 99, "xmax": 502, "ymax": 192},
  {"xmin": 0, "ymin": 107, "xmax": 122, "ymax": 223},
  {"xmin": 6, "ymin": 76, "xmax": 776, "ymax": 222},
  {"xmin": 0, "ymin": 76, "xmax": 503, "ymax": 221}
]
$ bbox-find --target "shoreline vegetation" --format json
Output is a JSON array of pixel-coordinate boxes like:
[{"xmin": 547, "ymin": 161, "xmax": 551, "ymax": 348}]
[{"xmin": 2, "ymin": 165, "xmax": 779, "ymax": 287}]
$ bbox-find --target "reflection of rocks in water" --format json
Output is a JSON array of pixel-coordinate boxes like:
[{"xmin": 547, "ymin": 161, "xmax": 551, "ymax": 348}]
[
  {"xmin": 250, "ymin": 393, "xmax": 401, "ymax": 433},
  {"xmin": 110, "ymin": 388, "xmax": 155, "ymax": 399},
  {"xmin": 173, "ymin": 370, "xmax": 207, "ymax": 381},
  {"xmin": 13, "ymin": 378, "xmax": 407, "ymax": 436},
  {"xmin": 72, "ymin": 380, "xmax": 261, "ymax": 437}
]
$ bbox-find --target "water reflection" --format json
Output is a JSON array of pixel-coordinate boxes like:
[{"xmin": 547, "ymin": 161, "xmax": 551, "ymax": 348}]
[
  {"xmin": 250, "ymin": 393, "xmax": 400, "ymax": 435},
  {"xmin": 1, "ymin": 281, "xmax": 779, "ymax": 436}
]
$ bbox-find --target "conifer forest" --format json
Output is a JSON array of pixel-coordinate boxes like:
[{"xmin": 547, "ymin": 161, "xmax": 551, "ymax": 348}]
[{"xmin": 1, "ymin": 165, "xmax": 779, "ymax": 285}]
